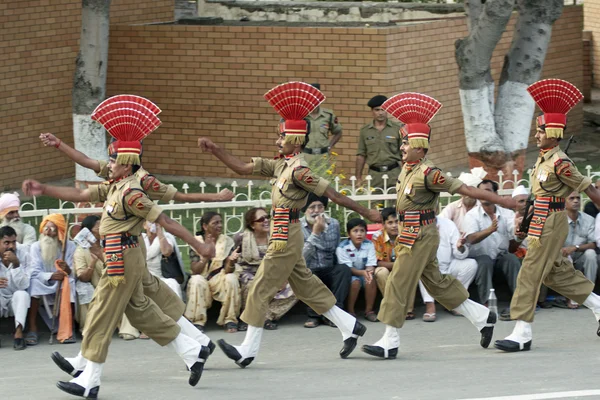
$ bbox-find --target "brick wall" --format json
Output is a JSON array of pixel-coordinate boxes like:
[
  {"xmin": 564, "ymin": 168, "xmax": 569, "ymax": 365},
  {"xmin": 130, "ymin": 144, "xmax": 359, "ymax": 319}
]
[
  {"xmin": 106, "ymin": 6, "xmax": 584, "ymax": 180},
  {"xmin": 1, "ymin": 5, "xmax": 584, "ymax": 189},
  {"xmin": 585, "ymin": 1, "xmax": 600, "ymax": 87},
  {"xmin": 0, "ymin": 0, "xmax": 173, "ymax": 190}
]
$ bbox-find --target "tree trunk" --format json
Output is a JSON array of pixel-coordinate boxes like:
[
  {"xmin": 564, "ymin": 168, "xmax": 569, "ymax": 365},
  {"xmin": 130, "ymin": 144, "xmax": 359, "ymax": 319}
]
[
  {"xmin": 72, "ymin": 0, "xmax": 111, "ymax": 184},
  {"xmin": 456, "ymin": 0, "xmax": 515, "ymax": 173}
]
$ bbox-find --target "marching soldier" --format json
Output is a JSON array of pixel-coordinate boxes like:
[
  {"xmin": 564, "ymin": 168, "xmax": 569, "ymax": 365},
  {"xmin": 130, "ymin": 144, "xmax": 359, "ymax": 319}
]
[
  {"xmin": 360, "ymin": 93, "xmax": 516, "ymax": 360},
  {"xmin": 302, "ymin": 83, "xmax": 343, "ymax": 165},
  {"xmin": 495, "ymin": 79, "xmax": 600, "ymax": 352},
  {"xmin": 356, "ymin": 95, "xmax": 402, "ymax": 191},
  {"xmin": 23, "ymin": 95, "xmax": 216, "ymax": 398},
  {"xmin": 199, "ymin": 82, "xmax": 381, "ymax": 368}
]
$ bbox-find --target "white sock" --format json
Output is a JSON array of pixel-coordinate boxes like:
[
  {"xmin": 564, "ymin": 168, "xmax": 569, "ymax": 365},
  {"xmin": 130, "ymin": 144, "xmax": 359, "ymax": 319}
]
[
  {"xmin": 71, "ymin": 361, "xmax": 103, "ymax": 396},
  {"xmin": 373, "ymin": 325, "xmax": 400, "ymax": 351},
  {"xmin": 583, "ymin": 292, "xmax": 600, "ymax": 322},
  {"xmin": 505, "ymin": 320, "xmax": 533, "ymax": 343},
  {"xmin": 169, "ymin": 333, "xmax": 203, "ymax": 368},
  {"xmin": 234, "ymin": 325, "xmax": 263, "ymax": 359},
  {"xmin": 66, "ymin": 351, "xmax": 87, "ymax": 372},
  {"xmin": 177, "ymin": 316, "xmax": 211, "ymax": 346},
  {"xmin": 453, "ymin": 299, "xmax": 490, "ymax": 331},
  {"xmin": 323, "ymin": 306, "xmax": 356, "ymax": 341}
]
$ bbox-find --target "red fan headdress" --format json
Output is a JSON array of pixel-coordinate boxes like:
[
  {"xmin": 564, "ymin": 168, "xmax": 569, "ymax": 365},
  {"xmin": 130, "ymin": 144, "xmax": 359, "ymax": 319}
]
[
  {"xmin": 91, "ymin": 94, "xmax": 162, "ymax": 165},
  {"xmin": 527, "ymin": 79, "xmax": 583, "ymax": 139},
  {"xmin": 264, "ymin": 82, "xmax": 325, "ymax": 145},
  {"xmin": 381, "ymin": 93, "xmax": 442, "ymax": 149}
]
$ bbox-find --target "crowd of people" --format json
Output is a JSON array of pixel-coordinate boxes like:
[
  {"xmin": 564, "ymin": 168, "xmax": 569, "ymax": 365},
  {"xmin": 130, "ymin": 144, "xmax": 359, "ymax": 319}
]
[{"xmin": 2, "ymin": 174, "xmax": 600, "ymax": 349}]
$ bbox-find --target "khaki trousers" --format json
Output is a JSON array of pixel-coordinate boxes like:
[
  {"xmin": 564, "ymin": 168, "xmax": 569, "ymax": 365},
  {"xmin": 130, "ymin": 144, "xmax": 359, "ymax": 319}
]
[
  {"xmin": 242, "ymin": 223, "xmax": 336, "ymax": 327},
  {"xmin": 81, "ymin": 247, "xmax": 180, "ymax": 363},
  {"xmin": 510, "ymin": 211, "xmax": 594, "ymax": 322},
  {"xmin": 369, "ymin": 168, "xmax": 401, "ymax": 192},
  {"xmin": 378, "ymin": 224, "xmax": 468, "ymax": 328}
]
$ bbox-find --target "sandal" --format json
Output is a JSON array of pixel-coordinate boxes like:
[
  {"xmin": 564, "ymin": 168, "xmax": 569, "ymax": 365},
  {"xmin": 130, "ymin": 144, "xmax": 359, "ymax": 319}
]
[
  {"xmin": 405, "ymin": 312, "xmax": 416, "ymax": 321},
  {"xmin": 61, "ymin": 336, "xmax": 77, "ymax": 344},
  {"xmin": 422, "ymin": 312, "xmax": 436, "ymax": 322},
  {"xmin": 13, "ymin": 338, "xmax": 26, "ymax": 351},
  {"xmin": 25, "ymin": 331, "xmax": 39, "ymax": 346},
  {"xmin": 304, "ymin": 317, "xmax": 321, "ymax": 328},
  {"xmin": 238, "ymin": 322, "xmax": 248, "ymax": 331},
  {"xmin": 552, "ymin": 298, "xmax": 573, "ymax": 309},
  {"xmin": 139, "ymin": 333, "xmax": 150, "ymax": 340},
  {"xmin": 321, "ymin": 317, "xmax": 337, "ymax": 328},
  {"xmin": 365, "ymin": 311, "xmax": 378, "ymax": 322},
  {"xmin": 225, "ymin": 322, "xmax": 238, "ymax": 333},
  {"xmin": 264, "ymin": 320, "xmax": 278, "ymax": 330}
]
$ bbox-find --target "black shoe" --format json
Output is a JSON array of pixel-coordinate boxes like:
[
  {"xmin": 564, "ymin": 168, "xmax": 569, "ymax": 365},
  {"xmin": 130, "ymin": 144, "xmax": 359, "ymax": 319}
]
[
  {"xmin": 494, "ymin": 339, "xmax": 532, "ymax": 352},
  {"xmin": 56, "ymin": 381, "xmax": 99, "ymax": 399},
  {"xmin": 498, "ymin": 308, "xmax": 512, "ymax": 322},
  {"xmin": 480, "ymin": 311, "xmax": 497, "ymax": 348},
  {"xmin": 361, "ymin": 345, "xmax": 398, "ymax": 359},
  {"xmin": 207, "ymin": 340, "xmax": 216, "ymax": 355},
  {"xmin": 596, "ymin": 320, "xmax": 600, "ymax": 337},
  {"xmin": 217, "ymin": 339, "xmax": 254, "ymax": 368},
  {"xmin": 189, "ymin": 345, "xmax": 211, "ymax": 387},
  {"xmin": 13, "ymin": 338, "xmax": 26, "ymax": 351},
  {"xmin": 339, "ymin": 321, "xmax": 367, "ymax": 359},
  {"xmin": 51, "ymin": 352, "xmax": 82, "ymax": 378}
]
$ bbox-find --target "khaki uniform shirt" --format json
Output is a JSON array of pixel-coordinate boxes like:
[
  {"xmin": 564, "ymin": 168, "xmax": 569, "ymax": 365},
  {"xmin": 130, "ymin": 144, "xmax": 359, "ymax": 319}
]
[
  {"xmin": 88, "ymin": 175, "xmax": 163, "ymax": 236},
  {"xmin": 357, "ymin": 119, "xmax": 402, "ymax": 168},
  {"xmin": 305, "ymin": 107, "xmax": 342, "ymax": 150},
  {"xmin": 396, "ymin": 159, "xmax": 463, "ymax": 212},
  {"xmin": 252, "ymin": 154, "xmax": 330, "ymax": 210},
  {"xmin": 531, "ymin": 146, "xmax": 591, "ymax": 197},
  {"xmin": 97, "ymin": 160, "xmax": 177, "ymax": 203}
]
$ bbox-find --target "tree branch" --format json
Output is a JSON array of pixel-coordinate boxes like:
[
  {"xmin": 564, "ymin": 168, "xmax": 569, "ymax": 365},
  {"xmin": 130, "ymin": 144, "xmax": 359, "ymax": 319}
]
[{"xmin": 465, "ymin": 0, "xmax": 484, "ymax": 33}]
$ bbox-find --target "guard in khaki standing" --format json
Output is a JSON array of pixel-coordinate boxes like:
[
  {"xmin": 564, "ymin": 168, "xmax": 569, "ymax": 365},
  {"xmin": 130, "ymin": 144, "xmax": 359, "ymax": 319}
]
[
  {"xmin": 198, "ymin": 82, "xmax": 381, "ymax": 368},
  {"xmin": 495, "ymin": 79, "xmax": 600, "ymax": 352},
  {"xmin": 39, "ymin": 132, "xmax": 230, "ymax": 373},
  {"xmin": 23, "ymin": 95, "xmax": 216, "ymax": 398},
  {"xmin": 302, "ymin": 83, "xmax": 343, "ymax": 165},
  {"xmin": 360, "ymin": 93, "xmax": 517, "ymax": 360},
  {"xmin": 355, "ymin": 95, "xmax": 402, "ymax": 191}
]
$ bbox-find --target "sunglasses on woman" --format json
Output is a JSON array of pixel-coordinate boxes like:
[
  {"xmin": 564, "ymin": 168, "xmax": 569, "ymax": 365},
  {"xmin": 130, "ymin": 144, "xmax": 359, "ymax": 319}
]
[{"xmin": 253, "ymin": 215, "xmax": 270, "ymax": 223}]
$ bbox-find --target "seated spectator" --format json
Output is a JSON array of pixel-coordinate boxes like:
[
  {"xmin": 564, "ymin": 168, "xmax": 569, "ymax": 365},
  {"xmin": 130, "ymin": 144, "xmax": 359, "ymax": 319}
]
[
  {"xmin": 440, "ymin": 167, "xmax": 487, "ymax": 231},
  {"xmin": 463, "ymin": 179, "xmax": 521, "ymax": 319},
  {"xmin": 419, "ymin": 217, "xmax": 478, "ymax": 321},
  {"xmin": 0, "ymin": 226, "xmax": 31, "ymax": 350},
  {"xmin": 0, "ymin": 192, "xmax": 37, "ymax": 246},
  {"xmin": 301, "ymin": 193, "xmax": 350, "ymax": 328},
  {"xmin": 584, "ymin": 180, "xmax": 600, "ymax": 219},
  {"xmin": 73, "ymin": 215, "xmax": 104, "ymax": 332},
  {"xmin": 27, "ymin": 214, "xmax": 76, "ymax": 345},
  {"xmin": 510, "ymin": 185, "xmax": 529, "ymax": 259},
  {"xmin": 235, "ymin": 207, "xmax": 297, "ymax": 331},
  {"xmin": 559, "ymin": 191, "xmax": 598, "ymax": 309},
  {"xmin": 142, "ymin": 221, "xmax": 186, "ymax": 299},
  {"xmin": 337, "ymin": 218, "xmax": 378, "ymax": 322},
  {"xmin": 185, "ymin": 212, "xmax": 241, "ymax": 333}
]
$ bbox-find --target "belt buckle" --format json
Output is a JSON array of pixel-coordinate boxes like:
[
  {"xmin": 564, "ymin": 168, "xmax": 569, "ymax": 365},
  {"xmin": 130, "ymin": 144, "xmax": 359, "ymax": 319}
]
[
  {"xmin": 380, "ymin": 166, "xmax": 388, "ymax": 172},
  {"xmin": 313, "ymin": 148, "xmax": 322, "ymax": 155}
]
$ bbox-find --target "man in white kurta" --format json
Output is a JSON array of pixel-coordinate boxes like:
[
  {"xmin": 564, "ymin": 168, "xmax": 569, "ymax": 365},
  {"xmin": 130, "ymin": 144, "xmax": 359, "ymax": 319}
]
[
  {"xmin": 0, "ymin": 192, "xmax": 37, "ymax": 246},
  {"xmin": 0, "ymin": 226, "xmax": 31, "ymax": 350}
]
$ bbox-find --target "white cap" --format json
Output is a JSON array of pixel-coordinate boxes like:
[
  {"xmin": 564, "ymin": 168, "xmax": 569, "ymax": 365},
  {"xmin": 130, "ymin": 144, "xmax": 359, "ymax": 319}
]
[
  {"xmin": 458, "ymin": 167, "xmax": 488, "ymax": 187},
  {"xmin": 512, "ymin": 185, "xmax": 529, "ymax": 198}
]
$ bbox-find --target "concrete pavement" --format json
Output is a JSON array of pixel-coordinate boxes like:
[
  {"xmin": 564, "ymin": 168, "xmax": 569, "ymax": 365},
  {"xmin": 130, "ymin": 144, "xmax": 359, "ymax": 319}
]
[{"xmin": 2, "ymin": 305, "xmax": 600, "ymax": 400}]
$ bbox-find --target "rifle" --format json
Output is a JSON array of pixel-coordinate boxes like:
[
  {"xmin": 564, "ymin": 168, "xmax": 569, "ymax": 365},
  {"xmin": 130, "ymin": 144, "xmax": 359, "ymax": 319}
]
[{"xmin": 518, "ymin": 135, "xmax": 576, "ymax": 235}]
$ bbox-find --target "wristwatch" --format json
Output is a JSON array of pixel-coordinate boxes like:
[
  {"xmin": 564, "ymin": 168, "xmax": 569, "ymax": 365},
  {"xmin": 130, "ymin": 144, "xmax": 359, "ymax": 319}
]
[{"xmin": 575, "ymin": 245, "xmax": 580, "ymax": 251}]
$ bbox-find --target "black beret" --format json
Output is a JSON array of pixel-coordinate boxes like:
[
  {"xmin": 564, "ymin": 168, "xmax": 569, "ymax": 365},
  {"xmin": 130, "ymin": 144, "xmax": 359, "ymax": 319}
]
[
  {"xmin": 302, "ymin": 192, "xmax": 329, "ymax": 213},
  {"xmin": 367, "ymin": 95, "xmax": 388, "ymax": 109},
  {"xmin": 311, "ymin": 83, "xmax": 321, "ymax": 90}
]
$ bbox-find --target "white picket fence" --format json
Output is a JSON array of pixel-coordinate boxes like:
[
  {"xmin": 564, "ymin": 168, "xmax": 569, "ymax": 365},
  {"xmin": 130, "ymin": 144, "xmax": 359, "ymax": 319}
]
[{"xmin": 16, "ymin": 166, "xmax": 600, "ymax": 252}]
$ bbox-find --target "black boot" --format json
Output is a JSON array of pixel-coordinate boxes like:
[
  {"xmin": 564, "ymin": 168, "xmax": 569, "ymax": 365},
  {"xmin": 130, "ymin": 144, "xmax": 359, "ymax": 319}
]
[
  {"xmin": 217, "ymin": 339, "xmax": 254, "ymax": 368},
  {"xmin": 51, "ymin": 352, "xmax": 82, "ymax": 378},
  {"xmin": 56, "ymin": 381, "xmax": 99, "ymax": 399},
  {"xmin": 494, "ymin": 339, "xmax": 532, "ymax": 352},
  {"xmin": 339, "ymin": 321, "xmax": 367, "ymax": 359},
  {"xmin": 189, "ymin": 345, "xmax": 211, "ymax": 387},
  {"xmin": 361, "ymin": 345, "xmax": 398, "ymax": 359},
  {"xmin": 480, "ymin": 311, "xmax": 497, "ymax": 348}
]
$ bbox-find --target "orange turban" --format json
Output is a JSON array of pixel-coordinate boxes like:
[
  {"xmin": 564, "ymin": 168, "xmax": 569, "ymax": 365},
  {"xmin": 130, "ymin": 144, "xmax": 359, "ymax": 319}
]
[{"xmin": 39, "ymin": 213, "xmax": 67, "ymax": 243}]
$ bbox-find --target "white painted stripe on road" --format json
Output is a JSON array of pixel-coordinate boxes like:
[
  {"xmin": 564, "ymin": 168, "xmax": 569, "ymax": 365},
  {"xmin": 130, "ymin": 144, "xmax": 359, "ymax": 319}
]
[{"xmin": 457, "ymin": 390, "xmax": 600, "ymax": 400}]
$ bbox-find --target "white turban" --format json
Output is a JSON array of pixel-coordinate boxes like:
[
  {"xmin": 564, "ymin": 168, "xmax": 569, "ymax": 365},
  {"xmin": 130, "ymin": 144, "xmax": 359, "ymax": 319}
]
[
  {"xmin": 512, "ymin": 185, "xmax": 529, "ymax": 198},
  {"xmin": 0, "ymin": 192, "xmax": 20, "ymax": 218},
  {"xmin": 457, "ymin": 167, "xmax": 488, "ymax": 188}
]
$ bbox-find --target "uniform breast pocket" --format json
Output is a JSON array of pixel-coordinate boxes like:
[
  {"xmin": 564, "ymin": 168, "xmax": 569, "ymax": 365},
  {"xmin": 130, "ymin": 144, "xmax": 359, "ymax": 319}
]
[
  {"xmin": 319, "ymin": 124, "xmax": 330, "ymax": 135},
  {"xmin": 385, "ymin": 137, "xmax": 399, "ymax": 153},
  {"xmin": 365, "ymin": 136, "xmax": 377, "ymax": 157}
]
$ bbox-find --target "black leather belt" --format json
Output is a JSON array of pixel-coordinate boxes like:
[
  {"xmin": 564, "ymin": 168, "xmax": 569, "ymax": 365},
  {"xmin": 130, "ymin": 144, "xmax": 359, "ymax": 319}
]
[
  {"xmin": 369, "ymin": 163, "xmax": 399, "ymax": 173},
  {"xmin": 303, "ymin": 146, "xmax": 329, "ymax": 155},
  {"xmin": 398, "ymin": 210, "xmax": 436, "ymax": 225},
  {"xmin": 271, "ymin": 208, "xmax": 301, "ymax": 223},
  {"xmin": 101, "ymin": 233, "xmax": 139, "ymax": 248}
]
